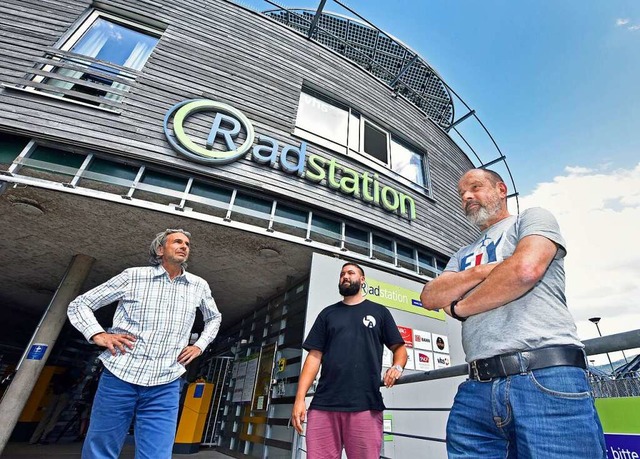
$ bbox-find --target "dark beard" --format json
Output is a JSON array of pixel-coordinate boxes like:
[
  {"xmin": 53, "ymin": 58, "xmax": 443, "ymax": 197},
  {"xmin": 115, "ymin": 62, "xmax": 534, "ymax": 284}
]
[{"xmin": 339, "ymin": 279, "xmax": 361, "ymax": 296}]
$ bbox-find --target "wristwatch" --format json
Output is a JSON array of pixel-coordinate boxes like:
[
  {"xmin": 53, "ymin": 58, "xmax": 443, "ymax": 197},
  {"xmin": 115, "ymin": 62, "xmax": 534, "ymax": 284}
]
[{"xmin": 392, "ymin": 364, "xmax": 404, "ymax": 372}]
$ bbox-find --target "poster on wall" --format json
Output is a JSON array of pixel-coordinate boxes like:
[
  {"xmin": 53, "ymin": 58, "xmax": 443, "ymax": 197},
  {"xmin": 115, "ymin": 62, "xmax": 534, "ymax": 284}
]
[
  {"xmin": 397, "ymin": 326, "xmax": 414, "ymax": 348},
  {"xmin": 251, "ymin": 343, "xmax": 277, "ymax": 412},
  {"xmin": 415, "ymin": 350, "xmax": 435, "ymax": 371},
  {"xmin": 434, "ymin": 353, "xmax": 451, "ymax": 369},
  {"xmin": 232, "ymin": 361, "xmax": 248, "ymax": 402},
  {"xmin": 413, "ymin": 329, "xmax": 433, "ymax": 351},
  {"xmin": 362, "ymin": 277, "xmax": 446, "ymax": 321},
  {"xmin": 405, "ymin": 349, "xmax": 416, "ymax": 370},
  {"xmin": 432, "ymin": 333, "xmax": 450, "ymax": 354},
  {"xmin": 382, "ymin": 346, "xmax": 393, "ymax": 368},
  {"xmin": 241, "ymin": 357, "xmax": 259, "ymax": 402},
  {"xmin": 595, "ymin": 397, "xmax": 640, "ymax": 458}
]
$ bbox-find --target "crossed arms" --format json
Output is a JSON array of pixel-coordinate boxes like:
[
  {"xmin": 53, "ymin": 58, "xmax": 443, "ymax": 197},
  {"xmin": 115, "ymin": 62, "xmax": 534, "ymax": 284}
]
[{"xmin": 420, "ymin": 234, "xmax": 559, "ymax": 319}]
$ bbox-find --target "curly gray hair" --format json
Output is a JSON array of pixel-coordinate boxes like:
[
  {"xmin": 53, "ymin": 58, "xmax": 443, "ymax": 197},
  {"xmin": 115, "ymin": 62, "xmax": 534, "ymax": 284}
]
[{"xmin": 149, "ymin": 229, "xmax": 192, "ymax": 269}]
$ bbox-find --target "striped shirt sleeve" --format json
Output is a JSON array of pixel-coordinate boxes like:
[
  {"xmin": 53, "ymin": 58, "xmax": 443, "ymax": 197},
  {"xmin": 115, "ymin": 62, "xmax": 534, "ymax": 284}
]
[
  {"xmin": 67, "ymin": 270, "xmax": 129, "ymax": 342},
  {"xmin": 193, "ymin": 279, "xmax": 222, "ymax": 352}
]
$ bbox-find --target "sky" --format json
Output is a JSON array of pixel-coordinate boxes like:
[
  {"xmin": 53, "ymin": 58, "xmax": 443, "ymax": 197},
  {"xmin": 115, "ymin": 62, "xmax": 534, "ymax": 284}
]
[{"xmin": 241, "ymin": 0, "xmax": 640, "ymax": 365}]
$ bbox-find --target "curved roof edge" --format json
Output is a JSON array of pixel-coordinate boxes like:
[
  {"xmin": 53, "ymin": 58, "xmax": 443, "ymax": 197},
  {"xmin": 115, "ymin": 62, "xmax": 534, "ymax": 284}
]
[
  {"xmin": 264, "ymin": 8, "xmax": 455, "ymax": 130},
  {"xmin": 234, "ymin": 0, "xmax": 520, "ymax": 212}
]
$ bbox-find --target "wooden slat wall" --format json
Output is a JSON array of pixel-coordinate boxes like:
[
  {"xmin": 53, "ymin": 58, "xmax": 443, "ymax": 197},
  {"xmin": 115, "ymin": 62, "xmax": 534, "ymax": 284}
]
[{"xmin": 0, "ymin": 0, "xmax": 480, "ymax": 257}]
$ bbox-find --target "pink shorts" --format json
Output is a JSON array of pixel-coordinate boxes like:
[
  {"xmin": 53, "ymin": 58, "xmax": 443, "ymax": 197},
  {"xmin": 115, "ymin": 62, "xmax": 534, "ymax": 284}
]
[{"xmin": 306, "ymin": 409, "xmax": 383, "ymax": 459}]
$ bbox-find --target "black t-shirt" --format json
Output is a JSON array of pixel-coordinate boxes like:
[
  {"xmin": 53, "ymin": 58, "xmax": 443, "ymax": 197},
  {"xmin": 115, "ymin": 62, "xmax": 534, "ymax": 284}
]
[{"xmin": 302, "ymin": 299, "xmax": 404, "ymax": 412}]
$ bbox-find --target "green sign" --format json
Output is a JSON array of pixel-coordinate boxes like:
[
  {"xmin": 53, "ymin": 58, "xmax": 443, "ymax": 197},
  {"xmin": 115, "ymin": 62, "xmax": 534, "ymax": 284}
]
[
  {"xmin": 164, "ymin": 99, "xmax": 416, "ymax": 220},
  {"xmin": 362, "ymin": 277, "xmax": 446, "ymax": 320},
  {"xmin": 596, "ymin": 397, "xmax": 640, "ymax": 458}
]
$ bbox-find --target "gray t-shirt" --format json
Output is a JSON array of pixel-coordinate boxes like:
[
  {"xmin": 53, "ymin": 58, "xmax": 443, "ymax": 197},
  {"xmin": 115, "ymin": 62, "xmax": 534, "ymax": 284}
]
[{"xmin": 445, "ymin": 207, "xmax": 582, "ymax": 362}]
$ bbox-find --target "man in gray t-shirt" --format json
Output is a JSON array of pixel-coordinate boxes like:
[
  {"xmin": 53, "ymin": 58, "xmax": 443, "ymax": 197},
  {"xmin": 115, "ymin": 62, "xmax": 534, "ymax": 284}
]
[{"xmin": 420, "ymin": 169, "xmax": 605, "ymax": 458}]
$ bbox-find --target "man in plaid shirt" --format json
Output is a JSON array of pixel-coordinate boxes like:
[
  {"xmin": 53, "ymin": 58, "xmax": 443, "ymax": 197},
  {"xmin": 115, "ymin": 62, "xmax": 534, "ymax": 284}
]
[{"xmin": 68, "ymin": 229, "xmax": 222, "ymax": 459}]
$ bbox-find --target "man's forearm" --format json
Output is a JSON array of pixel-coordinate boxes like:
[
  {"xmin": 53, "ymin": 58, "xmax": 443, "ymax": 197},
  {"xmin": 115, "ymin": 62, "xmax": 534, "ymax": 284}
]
[
  {"xmin": 194, "ymin": 313, "xmax": 222, "ymax": 352},
  {"xmin": 295, "ymin": 351, "xmax": 321, "ymax": 401},
  {"xmin": 453, "ymin": 235, "xmax": 557, "ymax": 318},
  {"xmin": 421, "ymin": 264, "xmax": 497, "ymax": 310},
  {"xmin": 391, "ymin": 344, "xmax": 408, "ymax": 368},
  {"xmin": 68, "ymin": 298, "xmax": 106, "ymax": 342}
]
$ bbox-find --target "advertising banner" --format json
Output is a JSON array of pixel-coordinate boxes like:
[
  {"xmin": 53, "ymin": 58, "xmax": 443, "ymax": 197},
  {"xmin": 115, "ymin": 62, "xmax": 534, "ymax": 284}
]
[
  {"xmin": 362, "ymin": 277, "xmax": 446, "ymax": 321},
  {"xmin": 596, "ymin": 396, "xmax": 640, "ymax": 459}
]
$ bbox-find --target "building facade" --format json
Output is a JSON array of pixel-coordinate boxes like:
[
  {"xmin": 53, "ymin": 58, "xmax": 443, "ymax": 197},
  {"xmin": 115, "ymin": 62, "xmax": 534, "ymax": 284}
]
[{"xmin": 0, "ymin": 0, "xmax": 501, "ymax": 456}]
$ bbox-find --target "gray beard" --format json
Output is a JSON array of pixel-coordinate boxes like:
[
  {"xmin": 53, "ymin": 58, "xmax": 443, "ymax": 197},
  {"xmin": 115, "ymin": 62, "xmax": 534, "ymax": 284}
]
[
  {"xmin": 465, "ymin": 198, "xmax": 502, "ymax": 228},
  {"xmin": 466, "ymin": 206, "xmax": 493, "ymax": 227}
]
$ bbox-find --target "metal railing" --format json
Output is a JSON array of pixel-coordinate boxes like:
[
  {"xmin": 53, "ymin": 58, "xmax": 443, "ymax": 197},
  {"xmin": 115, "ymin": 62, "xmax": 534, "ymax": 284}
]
[{"xmin": 7, "ymin": 48, "xmax": 141, "ymax": 112}]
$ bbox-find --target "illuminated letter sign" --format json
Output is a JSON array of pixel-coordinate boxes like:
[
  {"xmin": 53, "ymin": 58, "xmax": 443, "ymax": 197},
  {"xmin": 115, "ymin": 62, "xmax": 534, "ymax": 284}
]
[
  {"xmin": 163, "ymin": 99, "xmax": 417, "ymax": 220},
  {"xmin": 163, "ymin": 99, "xmax": 255, "ymax": 165}
]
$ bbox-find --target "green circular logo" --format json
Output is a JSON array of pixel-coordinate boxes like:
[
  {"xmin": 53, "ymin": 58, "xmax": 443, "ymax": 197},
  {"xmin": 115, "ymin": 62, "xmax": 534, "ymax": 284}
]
[{"xmin": 164, "ymin": 99, "xmax": 255, "ymax": 164}]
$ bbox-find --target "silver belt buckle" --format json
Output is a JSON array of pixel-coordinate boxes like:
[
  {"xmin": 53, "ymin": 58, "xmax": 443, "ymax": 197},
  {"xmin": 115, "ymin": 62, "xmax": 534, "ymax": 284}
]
[{"xmin": 471, "ymin": 360, "xmax": 492, "ymax": 382}]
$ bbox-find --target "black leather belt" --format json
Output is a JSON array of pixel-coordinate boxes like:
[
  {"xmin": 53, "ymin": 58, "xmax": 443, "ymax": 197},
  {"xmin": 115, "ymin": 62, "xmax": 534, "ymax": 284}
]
[{"xmin": 468, "ymin": 346, "xmax": 587, "ymax": 382}]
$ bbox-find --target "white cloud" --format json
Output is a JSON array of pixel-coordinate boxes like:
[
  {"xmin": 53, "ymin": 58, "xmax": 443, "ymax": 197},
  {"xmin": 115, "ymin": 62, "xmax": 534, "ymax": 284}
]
[
  {"xmin": 628, "ymin": 25, "xmax": 640, "ymax": 31},
  {"xmin": 617, "ymin": 18, "xmax": 630, "ymax": 26},
  {"xmin": 564, "ymin": 165, "xmax": 592, "ymax": 175},
  {"xmin": 513, "ymin": 163, "xmax": 640, "ymax": 365}
]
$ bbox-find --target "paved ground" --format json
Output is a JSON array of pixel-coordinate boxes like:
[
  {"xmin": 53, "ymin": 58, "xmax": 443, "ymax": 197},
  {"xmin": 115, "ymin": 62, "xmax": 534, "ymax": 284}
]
[{"xmin": 1, "ymin": 443, "xmax": 234, "ymax": 458}]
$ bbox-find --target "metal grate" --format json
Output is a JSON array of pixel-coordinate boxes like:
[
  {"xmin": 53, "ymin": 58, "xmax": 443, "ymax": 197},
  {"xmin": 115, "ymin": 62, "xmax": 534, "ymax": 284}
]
[
  {"xmin": 265, "ymin": 9, "xmax": 454, "ymax": 128},
  {"xmin": 589, "ymin": 371, "xmax": 640, "ymax": 398},
  {"xmin": 201, "ymin": 357, "xmax": 234, "ymax": 446}
]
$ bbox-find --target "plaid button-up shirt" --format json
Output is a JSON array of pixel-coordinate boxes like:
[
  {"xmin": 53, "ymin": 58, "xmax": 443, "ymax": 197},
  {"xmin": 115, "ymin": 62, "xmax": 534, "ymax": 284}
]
[{"xmin": 67, "ymin": 265, "xmax": 222, "ymax": 386}]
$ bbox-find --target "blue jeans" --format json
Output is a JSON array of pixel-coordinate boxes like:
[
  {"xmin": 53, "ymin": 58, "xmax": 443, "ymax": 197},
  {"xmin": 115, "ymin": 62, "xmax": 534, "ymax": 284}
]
[
  {"xmin": 446, "ymin": 366, "xmax": 606, "ymax": 458},
  {"xmin": 82, "ymin": 369, "xmax": 180, "ymax": 459}
]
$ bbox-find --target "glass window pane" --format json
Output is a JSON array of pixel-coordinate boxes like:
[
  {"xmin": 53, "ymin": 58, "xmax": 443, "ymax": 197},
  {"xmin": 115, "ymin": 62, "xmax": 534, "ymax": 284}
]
[
  {"xmin": 390, "ymin": 139, "xmax": 426, "ymax": 187},
  {"xmin": 344, "ymin": 225, "xmax": 369, "ymax": 255},
  {"xmin": 348, "ymin": 113, "xmax": 360, "ymax": 151},
  {"xmin": 372, "ymin": 234, "xmax": 394, "ymax": 264},
  {"xmin": 363, "ymin": 121, "xmax": 388, "ymax": 164},
  {"xmin": 295, "ymin": 91, "xmax": 348, "ymax": 146},
  {"xmin": 44, "ymin": 15, "xmax": 159, "ymax": 106},
  {"xmin": 140, "ymin": 169, "xmax": 187, "ymax": 191},
  {"xmin": 71, "ymin": 17, "xmax": 158, "ymax": 70},
  {"xmin": 87, "ymin": 157, "xmax": 138, "ymax": 181},
  {"xmin": 310, "ymin": 214, "xmax": 341, "ymax": 247},
  {"xmin": 231, "ymin": 193, "xmax": 272, "ymax": 227},
  {"xmin": 80, "ymin": 157, "xmax": 139, "ymax": 194},
  {"xmin": 273, "ymin": 204, "xmax": 308, "ymax": 238},
  {"xmin": 187, "ymin": 181, "xmax": 233, "ymax": 218},
  {"xmin": 0, "ymin": 134, "xmax": 29, "ymax": 167},
  {"xmin": 418, "ymin": 251, "xmax": 437, "ymax": 276},
  {"xmin": 397, "ymin": 243, "xmax": 415, "ymax": 270},
  {"xmin": 21, "ymin": 146, "xmax": 85, "ymax": 182},
  {"xmin": 134, "ymin": 169, "xmax": 187, "ymax": 205}
]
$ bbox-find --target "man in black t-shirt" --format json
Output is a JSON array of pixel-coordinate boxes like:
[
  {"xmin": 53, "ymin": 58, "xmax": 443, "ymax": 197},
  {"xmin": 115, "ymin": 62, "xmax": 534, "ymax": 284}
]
[{"xmin": 292, "ymin": 263, "xmax": 407, "ymax": 459}]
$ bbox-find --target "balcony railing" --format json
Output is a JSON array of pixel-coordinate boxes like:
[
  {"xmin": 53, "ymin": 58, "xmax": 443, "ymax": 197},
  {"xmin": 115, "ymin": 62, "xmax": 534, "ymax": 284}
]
[{"xmin": 9, "ymin": 48, "xmax": 141, "ymax": 112}]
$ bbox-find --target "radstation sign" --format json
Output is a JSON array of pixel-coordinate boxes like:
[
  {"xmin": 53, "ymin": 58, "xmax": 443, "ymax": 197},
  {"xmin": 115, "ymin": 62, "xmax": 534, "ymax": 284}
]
[{"xmin": 164, "ymin": 99, "xmax": 416, "ymax": 220}]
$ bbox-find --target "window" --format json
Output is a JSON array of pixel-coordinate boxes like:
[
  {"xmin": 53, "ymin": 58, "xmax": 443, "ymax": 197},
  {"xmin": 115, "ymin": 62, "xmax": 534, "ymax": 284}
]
[
  {"xmin": 390, "ymin": 139, "xmax": 426, "ymax": 187},
  {"xmin": 32, "ymin": 11, "xmax": 161, "ymax": 108},
  {"xmin": 295, "ymin": 90, "xmax": 349, "ymax": 149},
  {"xmin": 363, "ymin": 121, "xmax": 388, "ymax": 164},
  {"xmin": 294, "ymin": 89, "xmax": 429, "ymax": 192}
]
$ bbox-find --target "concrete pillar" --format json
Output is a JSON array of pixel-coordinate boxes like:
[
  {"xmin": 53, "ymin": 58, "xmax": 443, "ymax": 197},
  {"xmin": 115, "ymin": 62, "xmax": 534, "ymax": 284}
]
[{"xmin": 0, "ymin": 254, "xmax": 95, "ymax": 454}]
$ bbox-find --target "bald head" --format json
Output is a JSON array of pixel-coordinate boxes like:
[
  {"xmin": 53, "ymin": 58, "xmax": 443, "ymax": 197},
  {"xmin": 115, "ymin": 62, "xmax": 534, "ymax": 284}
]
[
  {"xmin": 460, "ymin": 168, "xmax": 505, "ymax": 188},
  {"xmin": 458, "ymin": 169, "xmax": 510, "ymax": 229}
]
